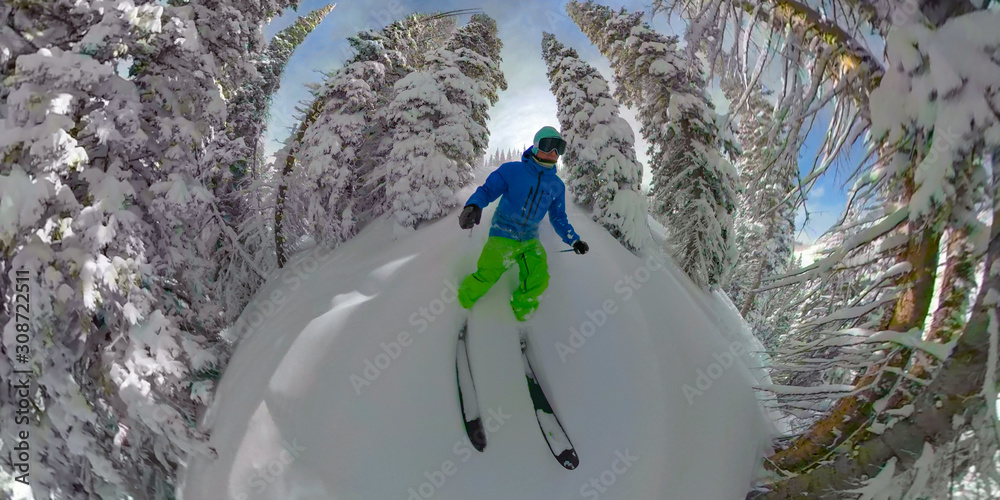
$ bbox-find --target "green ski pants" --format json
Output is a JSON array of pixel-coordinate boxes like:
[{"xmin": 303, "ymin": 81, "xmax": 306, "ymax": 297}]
[{"xmin": 458, "ymin": 236, "xmax": 549, "ymax": 321}]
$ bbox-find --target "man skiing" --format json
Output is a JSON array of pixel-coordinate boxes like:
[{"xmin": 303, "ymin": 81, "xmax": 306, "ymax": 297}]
[{"xmin": 456, "ymin": 126, "xmax": 589, "ymax": 322}]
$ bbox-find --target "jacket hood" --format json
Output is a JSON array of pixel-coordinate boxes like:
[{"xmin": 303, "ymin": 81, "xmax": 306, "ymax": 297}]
[{"xmin": 521, "ymin": 147, "xmax": 558, "ymax": 175}]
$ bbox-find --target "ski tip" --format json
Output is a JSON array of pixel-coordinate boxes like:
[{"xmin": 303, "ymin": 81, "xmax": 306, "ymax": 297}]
[
  {"xmin": 557, "ymin": 449, "xmax": 579, "ymax": 470},
  {"xmin": 465, "ymin": 418, "xmax": 487, "ymax": 452}
]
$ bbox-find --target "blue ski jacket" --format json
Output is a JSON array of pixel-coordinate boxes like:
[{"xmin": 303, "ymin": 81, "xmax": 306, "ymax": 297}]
[{"xmin": 466, "ymin": 148, "xmax": 580, "ymax": 246}]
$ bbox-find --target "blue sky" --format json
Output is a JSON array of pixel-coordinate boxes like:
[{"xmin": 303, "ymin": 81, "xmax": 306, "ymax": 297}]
[{"xmin": 261, "ymin": 0, "xmax": 855, "ymax": 245}]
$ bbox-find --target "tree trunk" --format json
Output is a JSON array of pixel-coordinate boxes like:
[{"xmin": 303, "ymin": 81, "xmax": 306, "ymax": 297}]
[
  {"xmin": 766, "ymin": 208, "xmax": 941, "ymax": 472},
  {"xmin": 740, "ymin": 217, "xmax": 777, "ymax": 317},
  {"xmin": 252, "ymin": 135, "xmax": 261, "ymax": 213},
  {"xmin": 274, "ymin": 149, "xmax": 295, "ymax": 269},
  {"xmin": 755, "ymin": 167, "xmax": 998, "ymax": 498},
  {"xmin": 751, "ymin": 0, "xmax": 989, "ymax": 494},
  {"xmin": 273, "ymin": 100, "xmax": 325, "ymax": 268},
  {"xmin": 727, "ymin": 0, "xmax": 881, "ymax": 96},
  {"xmin": 926, "ymin": 157, "xmax": 979, "ymax": 345}
]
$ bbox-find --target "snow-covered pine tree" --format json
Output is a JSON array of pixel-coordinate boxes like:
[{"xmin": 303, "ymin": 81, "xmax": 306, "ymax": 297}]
[
  {"xmin": 567, "ymin": 1, "xmax": 738, "ymax": 288},
  {"xmin": 284, "ymin": 61, "xmax": 387, "ymax": 248},
  {"xmin": 274, "ymin": 13, "xmax": 463, "ymax": 266},
  {"xmin": 444, "ymin": 14, "xmax": 507, "ymax": 110},
  {"xmin": 1, "ymin": 0, "xmax": 300, "ymax": 496},
  {"xmin": 541, "ymin": 32, "xmax": 648, "ymax": 251},
  {"xmin": 722, "ymin": 80, "xmax": 797, "ymax": 344},
  {"xmin": 274, "ymin": 32, "xmax": 399, "ymax": 265},
  {"xmin": 375, "ymin": 10, "xmax": 475, "ymax": 72},
  {"xmin": 350, "ymin": 14, "xmax": 464, "ymax": 219},
  {"xmin": 2, "ymin": 41, "xmax": 159, "ymax": 496},
  {"xmin": 192, "ymin": 0, "xmax": 303, "ymax": 185},
  {"xmin": 661, "ymin": 87, "xmax": 740, "ymax": 289},
  {"xmin": 748, "ymin": 9, "xmax": 1000, "ymax": 495},
  {"xmin": 211, "ymin": 3, "xmax": 334, "ymax": 318},
  {"xmin": 230, "ymin": 3, "xmax": 336, "ymax": 169},
  {"xmin": 644, "ymin": 0, "xmax": 1000, "ymax": 495},
  {"xmin": 380, "ymin": 14, "xmax": 505, "ymax": 234},
  {"xmin": 541, "ymin": 34, "xmax": 599, "ymax": 208},
  {"xmin": 222, "ymin": 2, "xmax": 335, "ymax": 224}
]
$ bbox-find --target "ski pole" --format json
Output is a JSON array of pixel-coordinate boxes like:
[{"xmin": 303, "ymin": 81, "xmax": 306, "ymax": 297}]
[{"xmin": 559, "ymin": 248, "xmax": 575, "ymax": 252}]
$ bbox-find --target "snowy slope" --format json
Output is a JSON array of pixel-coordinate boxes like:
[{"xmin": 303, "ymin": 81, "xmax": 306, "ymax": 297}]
[{"xmin": 178, "ymin": 167, "xmax": 773, "ymax": 500}]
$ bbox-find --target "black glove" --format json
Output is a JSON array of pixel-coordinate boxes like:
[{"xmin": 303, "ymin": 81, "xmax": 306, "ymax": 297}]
[
  {"xmin": 459, "ymin": 205, "xmax": 482, "ymax": 229},
  {"xmin": 573, "ymin": 240, "xmax": 589, "ymax": 255}
]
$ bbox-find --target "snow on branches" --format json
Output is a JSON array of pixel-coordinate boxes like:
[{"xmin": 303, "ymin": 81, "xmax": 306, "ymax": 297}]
[
  {"xmin": 567, "ymin": 0, "xmax": 738, "ymax": 288},
  {"xmin": 284, "ymin": 61, "xmax": 386, "ymax": 248},
  {"xmin": 381, "ymin": 56, "xmax": 486, "ymax": 232},
  {"xmin": 870, "ymin": 12, "xmax": 1000, "ymax": 225},
  {"xmin": 541, "ymin": 32, "xmax": 648, "ymax": 252},
  {"xmin": 380, "ymin": 15, "xmax": 505, "ymax": 235},
  {"xmin": 1, "ymin": 0, "xmax": 301, "ymax": 496}
]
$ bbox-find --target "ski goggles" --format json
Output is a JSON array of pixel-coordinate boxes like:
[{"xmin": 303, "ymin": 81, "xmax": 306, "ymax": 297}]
[{"xmin": 536, "ymin": 137, "xmax": 567, "ymax": 155}]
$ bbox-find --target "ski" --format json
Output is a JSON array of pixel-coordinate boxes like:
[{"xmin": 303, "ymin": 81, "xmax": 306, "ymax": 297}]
[
  {"xmin": 519, "ymin": 326, "xmax": 579, "ymax": 470},
  {"xmin": 456, "ymin": 316, "xmax": 486, "ymax": 452}
]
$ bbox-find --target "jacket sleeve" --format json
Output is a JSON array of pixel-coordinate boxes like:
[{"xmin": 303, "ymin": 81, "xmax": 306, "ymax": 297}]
[
  {"xmin": 548, "ymin": 186, "xmax": 580, "ymax": 246},
  {"xmin": 465, "ymin": 166, "xmax": 507, "ymax": 208}
]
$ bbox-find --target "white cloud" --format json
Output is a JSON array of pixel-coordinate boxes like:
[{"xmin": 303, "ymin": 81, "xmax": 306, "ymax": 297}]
[{"xmin": 485, "ymin": 89, "xmax": 558, "ymax": 155}]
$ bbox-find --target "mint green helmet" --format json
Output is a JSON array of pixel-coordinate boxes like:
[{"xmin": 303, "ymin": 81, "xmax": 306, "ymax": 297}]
[{"xmin": 532, "ymin": 126, "xmax": 564, "ymax": 155}]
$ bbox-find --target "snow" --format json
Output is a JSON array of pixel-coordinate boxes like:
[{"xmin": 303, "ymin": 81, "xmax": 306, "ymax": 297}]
[
  {"xmin": 866, "ymin": 328, "xmax": 955, "ymax": 360},
  {"xmin": 803, "ymin": 296, "xmax": 899, "ymax": 328},
  {"xmin": 984, "ymin": 292, "xmax": 998, "ymax": 430},
  {"xmin": 838, "ymin": 442, "xmax": 937, "ymax": 499},
  {"xmin": 870, "ymin": 12, "xmax": 1000, "ymax": 222},
  {"xmin": 178, "ymin": 175, "xmax": 772, "ymax": 499},
  {"xmin": 0, "ymin": 166, "xmax": 52, "ymax": 244},
  {"xmin": 845, "ymin": 456, "xmax": 901, "ymax": 500},
  {"xmin": 905, "ymin": 442, "xmax": 936, "ymax": 498}
]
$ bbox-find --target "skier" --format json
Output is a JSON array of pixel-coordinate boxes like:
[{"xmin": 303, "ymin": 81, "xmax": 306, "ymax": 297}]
[{"xmin": 456, "ymin": 126, "xmax": 589, "ymax": 322}]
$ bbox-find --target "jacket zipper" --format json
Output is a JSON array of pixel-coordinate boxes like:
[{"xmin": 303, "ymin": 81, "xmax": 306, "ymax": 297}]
[
  {"xmin": 526, "ymin": 171, "xmax": 543, "ymax": 221},
  {"xmin": 521, "ymin": 187, "xmax": 534, "ymax": 223}
]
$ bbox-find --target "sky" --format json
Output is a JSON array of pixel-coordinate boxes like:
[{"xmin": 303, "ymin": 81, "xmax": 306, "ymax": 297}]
[{"xmin": 261, "ymin": 0, "xmax": 857, "ymax": 247}]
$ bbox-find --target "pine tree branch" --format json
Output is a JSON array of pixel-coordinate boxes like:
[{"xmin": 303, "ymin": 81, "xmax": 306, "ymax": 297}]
[
  {"xmin": 756, "ymin": 181, "xmax": 999, "ymax": 496},
  {"xmin": 209, "ymin": 200, "xmax": 268, "ymax": 279}
]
